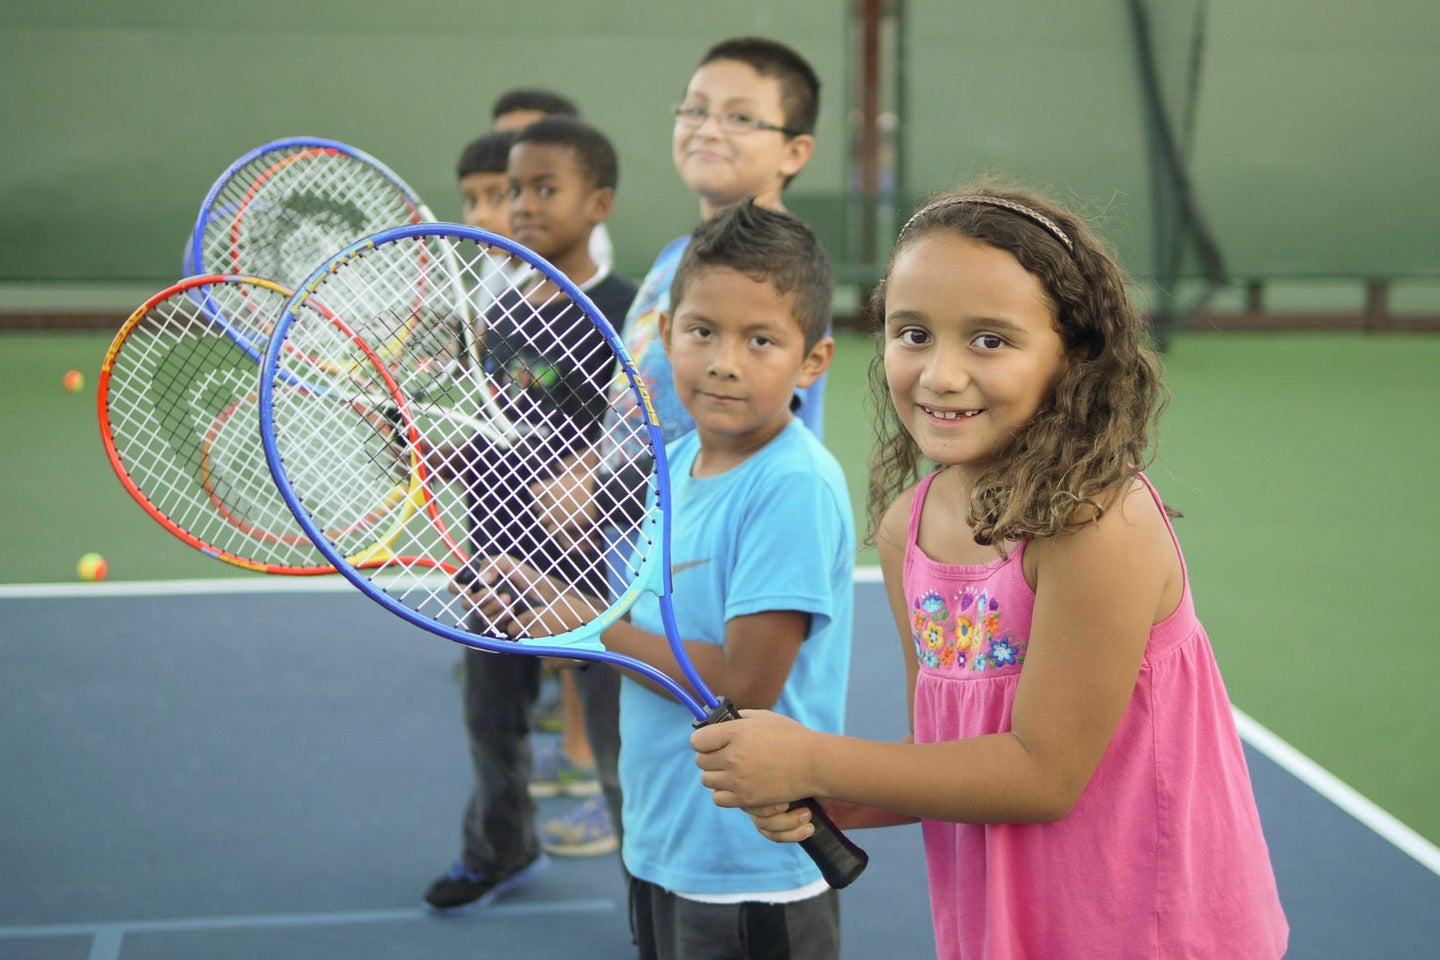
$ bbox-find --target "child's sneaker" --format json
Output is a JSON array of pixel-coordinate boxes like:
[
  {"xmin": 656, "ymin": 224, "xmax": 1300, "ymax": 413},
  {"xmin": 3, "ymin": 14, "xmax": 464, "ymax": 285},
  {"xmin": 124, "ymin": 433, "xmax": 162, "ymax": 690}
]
[
  {"xmin": 528, "ymin": 739, "xmax": 601, "ymax": 798},
  {"xmin": 539, "ymin": 796, "xmax": 619, "ymax": 857},
  {"xmin": 422, "ymin": 853, "xmax": 549, "ymax": 912}
]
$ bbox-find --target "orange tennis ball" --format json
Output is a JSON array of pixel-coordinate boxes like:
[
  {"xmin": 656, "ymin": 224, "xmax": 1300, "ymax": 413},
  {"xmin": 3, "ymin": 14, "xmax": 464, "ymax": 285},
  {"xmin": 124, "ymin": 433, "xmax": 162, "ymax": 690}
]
[
  {"xmin": 63, "ymin": 369, "xmax": 85, "ymax": 393},
  {"xmin": 77, "ymin": 552, "xmax": 108, "ymax": 582}
]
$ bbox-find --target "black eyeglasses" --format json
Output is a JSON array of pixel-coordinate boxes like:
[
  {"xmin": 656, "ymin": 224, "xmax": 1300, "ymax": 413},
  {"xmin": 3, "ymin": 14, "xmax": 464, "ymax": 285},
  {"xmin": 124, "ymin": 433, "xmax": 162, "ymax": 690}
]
[{"xmin": 670, "ymin": 104, "xmax": 802, "ymax": 137}]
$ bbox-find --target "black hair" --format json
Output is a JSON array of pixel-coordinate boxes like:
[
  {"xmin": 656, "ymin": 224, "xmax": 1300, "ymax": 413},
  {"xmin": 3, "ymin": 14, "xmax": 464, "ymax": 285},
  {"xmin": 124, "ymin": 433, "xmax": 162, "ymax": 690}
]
[
  {"xmin": 455, "ymin": 130, "xmax": 518, "ymax": 179},
  {"xmin": 512, "ymin": 116, "xmax": 618, "ymax": 191},
  {"xmin": 670, "ymin": 200, "xmax": 832, "ymax": 350},
  {"xmin": 698, "ymin": 37, "xmax": 821, "ymax": 136},
  {"xmin": 490, "ymin": 88, "xmax": 580, "ymax": 121}
]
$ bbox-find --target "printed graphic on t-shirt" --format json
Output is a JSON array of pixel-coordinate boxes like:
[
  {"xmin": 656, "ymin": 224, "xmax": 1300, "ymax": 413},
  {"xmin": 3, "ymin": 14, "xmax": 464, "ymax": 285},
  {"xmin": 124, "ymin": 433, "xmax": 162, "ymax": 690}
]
[{"xmin": 912, "ymin": 587, "xmax": 1028, "ymax": 672}]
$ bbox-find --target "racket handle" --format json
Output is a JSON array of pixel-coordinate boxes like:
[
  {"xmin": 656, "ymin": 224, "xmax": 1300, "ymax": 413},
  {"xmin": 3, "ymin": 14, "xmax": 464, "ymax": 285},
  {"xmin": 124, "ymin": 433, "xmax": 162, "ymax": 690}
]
[
  {"xmin": 794, "ymin": 797, "xmax": 870, "ymax": 889},
  {"xmin": 696, "ymin": 699, "xmax": 869, "ymax": 889}
]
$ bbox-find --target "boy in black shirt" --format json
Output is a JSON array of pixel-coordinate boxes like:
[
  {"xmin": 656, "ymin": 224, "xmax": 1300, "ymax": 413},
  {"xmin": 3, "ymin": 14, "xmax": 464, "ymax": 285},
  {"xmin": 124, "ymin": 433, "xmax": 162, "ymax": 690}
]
[{"xmin": 424, "ymin": 117, "xmax": 636, "ymax": 912}]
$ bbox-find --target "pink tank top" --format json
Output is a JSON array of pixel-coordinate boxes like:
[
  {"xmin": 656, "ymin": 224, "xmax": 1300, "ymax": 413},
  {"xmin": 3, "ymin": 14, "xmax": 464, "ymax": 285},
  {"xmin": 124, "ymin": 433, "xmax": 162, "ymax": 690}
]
[{"xmin": 906, "ymin": 472, "xmax": 1288, "ymax": 959}]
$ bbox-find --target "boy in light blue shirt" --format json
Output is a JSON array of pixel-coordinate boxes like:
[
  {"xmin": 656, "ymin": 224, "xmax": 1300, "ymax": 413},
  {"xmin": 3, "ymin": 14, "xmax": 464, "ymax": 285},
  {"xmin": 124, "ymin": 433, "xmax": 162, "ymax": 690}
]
[
  {"xmin": 614, "ymin": 204, "xmax": 851, "ymax": 906},
  {"xmin": 470, "ymin": 200, "xmax": 852, "ymax": 958}
]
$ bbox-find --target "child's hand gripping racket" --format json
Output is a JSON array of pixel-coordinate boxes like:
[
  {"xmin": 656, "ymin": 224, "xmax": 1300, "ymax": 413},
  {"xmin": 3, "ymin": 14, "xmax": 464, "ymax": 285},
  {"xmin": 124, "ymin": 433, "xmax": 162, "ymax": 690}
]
[{"xmin": 258, "ymin": 223, "xmax": 869, "ymax": 889}]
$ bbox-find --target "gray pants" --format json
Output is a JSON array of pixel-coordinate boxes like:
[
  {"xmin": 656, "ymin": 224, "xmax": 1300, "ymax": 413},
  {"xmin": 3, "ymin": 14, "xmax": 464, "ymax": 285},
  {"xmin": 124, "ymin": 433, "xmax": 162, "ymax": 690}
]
[
  {"xmin": 629, "ymin": 878, "xmax": 840, "ymax": 960},
  {"xmin": 458, "ymin": 647, "xmax": 623, "ymax": 874}
]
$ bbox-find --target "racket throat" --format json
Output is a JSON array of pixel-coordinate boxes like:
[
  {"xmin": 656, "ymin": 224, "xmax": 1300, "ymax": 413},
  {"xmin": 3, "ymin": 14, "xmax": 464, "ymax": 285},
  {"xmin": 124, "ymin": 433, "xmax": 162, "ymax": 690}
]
[{"xmin": 692, "ymin": 697, "xmax": 743, "ymax": 728}]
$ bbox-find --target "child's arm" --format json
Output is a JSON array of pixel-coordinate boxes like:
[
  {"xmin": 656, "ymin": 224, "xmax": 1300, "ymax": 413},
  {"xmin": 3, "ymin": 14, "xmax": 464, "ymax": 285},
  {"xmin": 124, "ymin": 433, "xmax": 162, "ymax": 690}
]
[
  {"xmin": 601, "ymin": 610, "xmax": 806, "ymax": 707},
  {"xmin": 694, "ymin": 489, "xmax": 921, "ymax": 834},
  {"xmin": 694, "ymin": 479, "xmax": 1174, "ymax": 827},
  {"xmin": 455, "ymin": 559, "xmax": 807, "ymax": 707}
]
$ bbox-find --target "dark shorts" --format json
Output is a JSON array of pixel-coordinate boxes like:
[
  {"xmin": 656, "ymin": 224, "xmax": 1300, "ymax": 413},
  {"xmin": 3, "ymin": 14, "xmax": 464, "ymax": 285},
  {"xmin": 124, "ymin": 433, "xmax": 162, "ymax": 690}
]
[{"xmin": 629, "ymin": 876, "xmax": 840, "ymax": 960}]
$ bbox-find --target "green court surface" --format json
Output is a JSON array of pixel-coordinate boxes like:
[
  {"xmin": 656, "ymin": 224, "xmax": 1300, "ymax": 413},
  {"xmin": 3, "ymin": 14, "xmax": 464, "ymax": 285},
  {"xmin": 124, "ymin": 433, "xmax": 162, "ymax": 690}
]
[{"xmin": 4, "ymin": 327, "xmax": 1439, "ymax": 854}]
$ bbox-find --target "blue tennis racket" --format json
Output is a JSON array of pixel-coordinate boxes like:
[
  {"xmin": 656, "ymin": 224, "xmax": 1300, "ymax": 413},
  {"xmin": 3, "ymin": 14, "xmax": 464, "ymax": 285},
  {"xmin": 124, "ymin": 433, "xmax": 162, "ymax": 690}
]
[
  {"xmin": 256, "ymin": 223, "xmax": 868, "ymax": 889},
  {"xmin": 184, "ymin": 137, "xmax": 506, "ymax": 413},
  {"xmin": 186, "ymin": 137, "xmax": 434, "ymax": 290}
]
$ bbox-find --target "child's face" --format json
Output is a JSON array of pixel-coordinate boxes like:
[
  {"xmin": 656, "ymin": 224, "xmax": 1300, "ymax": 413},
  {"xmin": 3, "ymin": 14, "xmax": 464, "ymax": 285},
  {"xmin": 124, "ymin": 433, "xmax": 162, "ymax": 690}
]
[
  {"xmin": 882, "ymin": 232, "xmax": 1067, "ymax": 476},
  {"xmin": 661, "ymin": 266, "xmax": 831, "ymax": 457},
  {"xmin": 459, "ymin": 171, "xmax": 511, "ymax": 237},
  {"xmin": 506, "ymin": 142, "xmax": 610, "ymax": 268},
  {"xmin": 672, "ymin": 59, "xmax": 814, "ymax": 219}
]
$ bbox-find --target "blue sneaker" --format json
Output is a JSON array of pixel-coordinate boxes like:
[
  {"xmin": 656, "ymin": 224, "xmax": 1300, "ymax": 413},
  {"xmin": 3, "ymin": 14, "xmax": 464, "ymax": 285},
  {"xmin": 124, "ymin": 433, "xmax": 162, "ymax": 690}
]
[
  {"xmin": 528, "ymin": 739, "xmax": 600, "ymax": 798},
  {"xmin": 422, "ymin": 853, "xmax": 549, "ymax": 912},
  {"xmin": 539, "ymin": 796, "xmax": 619, "ymax": 857}
]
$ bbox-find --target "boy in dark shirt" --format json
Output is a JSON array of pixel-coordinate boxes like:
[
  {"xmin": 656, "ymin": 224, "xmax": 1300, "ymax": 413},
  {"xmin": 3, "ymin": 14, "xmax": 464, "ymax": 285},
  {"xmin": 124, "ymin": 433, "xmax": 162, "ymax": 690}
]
[{"xmin": 424, "ymin": 116, "xmax": 636, "ymax": 912}]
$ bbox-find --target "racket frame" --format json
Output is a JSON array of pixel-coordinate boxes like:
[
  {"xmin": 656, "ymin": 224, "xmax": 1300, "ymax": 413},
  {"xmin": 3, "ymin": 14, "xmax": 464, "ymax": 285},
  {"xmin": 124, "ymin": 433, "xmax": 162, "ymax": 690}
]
[
  {"xmin": 99, "ymin": 273, "xmax": 453, "ymax": 576},
  {"xmin": 185, "ymin": 137, "xmax": 495, "ymax": 412},
  {"xmin": 98, "ymin": 275, "xmax": 353, "ymax": 573},
  {"xmin": 258, "ymin": 224, "xmax": 868, "ymax": 888},
  {"xmin": 258, "ymin": 224, "xmax": 700, "ymax": 697}
]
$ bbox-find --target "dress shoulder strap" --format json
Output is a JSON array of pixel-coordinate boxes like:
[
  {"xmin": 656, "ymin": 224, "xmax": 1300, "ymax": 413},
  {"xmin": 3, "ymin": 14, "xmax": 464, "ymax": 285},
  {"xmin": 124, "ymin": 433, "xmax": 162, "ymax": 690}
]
[
  {"xmin": 1136, "ymin": 472, "xmax": 1187, "ymax": 582},
  {"xmin": 908, "ymin": 471, "xmax": 941, "ymax": 544}
]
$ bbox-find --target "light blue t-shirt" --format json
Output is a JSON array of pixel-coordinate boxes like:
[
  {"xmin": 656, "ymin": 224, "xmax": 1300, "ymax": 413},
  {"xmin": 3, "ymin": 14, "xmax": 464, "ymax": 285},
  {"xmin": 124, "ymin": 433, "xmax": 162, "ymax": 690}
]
[{"xmin": 619, "ymin": 419, "xmax": 855, "ymax": 894}]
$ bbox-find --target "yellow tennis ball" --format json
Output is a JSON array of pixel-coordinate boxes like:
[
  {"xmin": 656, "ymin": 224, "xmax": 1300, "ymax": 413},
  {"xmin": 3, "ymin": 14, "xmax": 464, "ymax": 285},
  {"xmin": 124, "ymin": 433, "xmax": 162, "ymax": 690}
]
[
  {"xmin": 77, "ymin": 552, "xmax": 108, "ymax": 582},
  {"xmin": 63, "ymin": 369, "xmax": 85, "ymax": 393}
]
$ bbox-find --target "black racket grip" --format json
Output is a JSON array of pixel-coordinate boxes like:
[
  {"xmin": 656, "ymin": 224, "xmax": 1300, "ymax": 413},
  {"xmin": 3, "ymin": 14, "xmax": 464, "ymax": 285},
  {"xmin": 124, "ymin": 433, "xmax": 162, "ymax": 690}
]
[
  {"xmin": 696, "ymin": 699, "xmax": 869, "ymax": 889},
  {"xmin": 794, "ymin": 797, "xmax": 869, "ymax": 889}
]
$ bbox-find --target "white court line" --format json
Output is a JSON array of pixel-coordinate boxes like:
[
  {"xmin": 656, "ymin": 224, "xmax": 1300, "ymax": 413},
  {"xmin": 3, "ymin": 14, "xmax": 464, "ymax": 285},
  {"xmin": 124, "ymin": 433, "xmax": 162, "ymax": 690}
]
[
  {"xmin": 0, "ymin": 576, "xmax": 354, "ymax": 599},
  {"xmin": 1233, "ymin": 707, "xmax": 1440, "ymax": 878},
  {"xmin": 4, "ymin": 570, "xmax": 1438, "ymax": 882},
  {"xmin": 0, "ymin": 900, "xmax": 616, "ymax": 956},
  {"xmin": 0, "ymin": 566, "xmax": 888, "ymax": 599}
]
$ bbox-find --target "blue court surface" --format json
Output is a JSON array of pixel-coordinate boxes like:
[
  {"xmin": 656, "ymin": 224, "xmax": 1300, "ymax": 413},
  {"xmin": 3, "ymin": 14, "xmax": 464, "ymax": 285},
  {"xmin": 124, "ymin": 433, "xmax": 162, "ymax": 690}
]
[{"xmin": 2, "ymin": 579, "xmax": 1437, "ymax": 959}]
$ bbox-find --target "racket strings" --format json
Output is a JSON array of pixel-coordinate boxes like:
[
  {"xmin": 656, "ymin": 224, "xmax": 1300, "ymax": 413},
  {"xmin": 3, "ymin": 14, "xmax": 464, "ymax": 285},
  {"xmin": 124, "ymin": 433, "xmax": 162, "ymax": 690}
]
[
  {"xmin": 268, "ymin": 231, "xmax": 664, "ymax": 647},
  {"xmin": 203, "ymin": 147, "xmax": 423, "ymax": 287},
  {"xmin": 102, "ymin": 279, "xmax": 334, "ymax": 570},
  {"xmin": 193, "ymin": 371, "xmax": 307, "ymax": 545},
  {"xmin": 302, "ymin": 237, "xmax": 477, "ymax": 400},
  {"xmin": 266, "ymin": 383, "xmax": 412, "ymax": 541},
  {"xmin": 142, "ymin": 310, "xmax": 309, "ymax": 555}
]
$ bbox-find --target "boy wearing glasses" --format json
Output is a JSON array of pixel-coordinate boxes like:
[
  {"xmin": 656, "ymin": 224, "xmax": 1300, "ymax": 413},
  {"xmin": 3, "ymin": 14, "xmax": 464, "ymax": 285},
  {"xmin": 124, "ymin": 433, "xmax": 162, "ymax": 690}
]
[
  {"xmin": 527, "ymin": 36, "xmax": 828, "ymax": 869},
  {"xmin": 625, "ymin": 36, "xmax": 824, "ymax": 443}
]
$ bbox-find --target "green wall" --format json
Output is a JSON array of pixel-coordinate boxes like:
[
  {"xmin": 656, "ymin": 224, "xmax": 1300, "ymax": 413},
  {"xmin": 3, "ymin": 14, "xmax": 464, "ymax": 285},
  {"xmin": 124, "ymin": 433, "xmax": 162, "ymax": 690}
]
[
  {"xmin": 1194, "ymin": 1, "xmax": 1440, "ymax": 277},
  {"xmin": 900, "ymin": 1, "xmax": 1440, "ymax": 282},
  {"xmin": 3, "ymin": 1, "xmax": 1438, "ymax": 296},
  {"xmin": 0, "ymin": 1, "xmax": 846, "ymax": 286},
  {"xmin": 902, "ymin": 2, "xmax": 1154, "ymax": 270}
]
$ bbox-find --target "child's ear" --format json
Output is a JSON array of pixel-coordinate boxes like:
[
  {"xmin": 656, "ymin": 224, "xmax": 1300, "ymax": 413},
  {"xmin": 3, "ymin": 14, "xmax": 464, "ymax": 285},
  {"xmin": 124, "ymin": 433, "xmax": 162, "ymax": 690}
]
[
  {"xmin": 777, "ymin": 134, "xmax": 816, "ymax": 181},
  {"xmin": 658, "ymin": 311, "xmax": 673, "ymax": 356},
  {"xmin": 796, "ymin": 334, "xmax": 834, "ymax": 388},
  {"xmin": 586, "ymin": 186, "xmax": 616, "ymax": 225}
]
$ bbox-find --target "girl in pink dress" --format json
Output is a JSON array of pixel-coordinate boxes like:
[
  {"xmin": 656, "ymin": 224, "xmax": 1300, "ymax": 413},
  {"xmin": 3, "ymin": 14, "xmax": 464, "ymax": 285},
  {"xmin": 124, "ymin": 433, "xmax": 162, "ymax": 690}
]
[{"xmin": 692, "ymin": 187, "xmax": 1289, "ymax": 958}]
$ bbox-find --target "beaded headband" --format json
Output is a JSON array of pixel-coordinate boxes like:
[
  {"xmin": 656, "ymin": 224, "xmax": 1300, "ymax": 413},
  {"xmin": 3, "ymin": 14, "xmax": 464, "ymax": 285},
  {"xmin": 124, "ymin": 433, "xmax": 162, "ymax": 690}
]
[{"xmin": 900, "ymin": 194, "xmax": 1074, "ymax": 254}]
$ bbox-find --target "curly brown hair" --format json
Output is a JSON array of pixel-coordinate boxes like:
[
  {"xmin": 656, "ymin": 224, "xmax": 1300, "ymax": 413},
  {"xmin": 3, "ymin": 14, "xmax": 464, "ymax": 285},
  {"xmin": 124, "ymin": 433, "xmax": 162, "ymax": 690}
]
[{"xmin": 864, "ymin": 185, "xmax": 1167, "ymax": 547}]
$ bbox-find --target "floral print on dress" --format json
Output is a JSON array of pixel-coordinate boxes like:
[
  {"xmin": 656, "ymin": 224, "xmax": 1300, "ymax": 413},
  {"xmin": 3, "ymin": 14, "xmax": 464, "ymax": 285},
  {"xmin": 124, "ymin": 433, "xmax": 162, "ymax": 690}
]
[{"xmin": 912, "ymin": 586, "xmax": 1028, "ymax": 673}]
